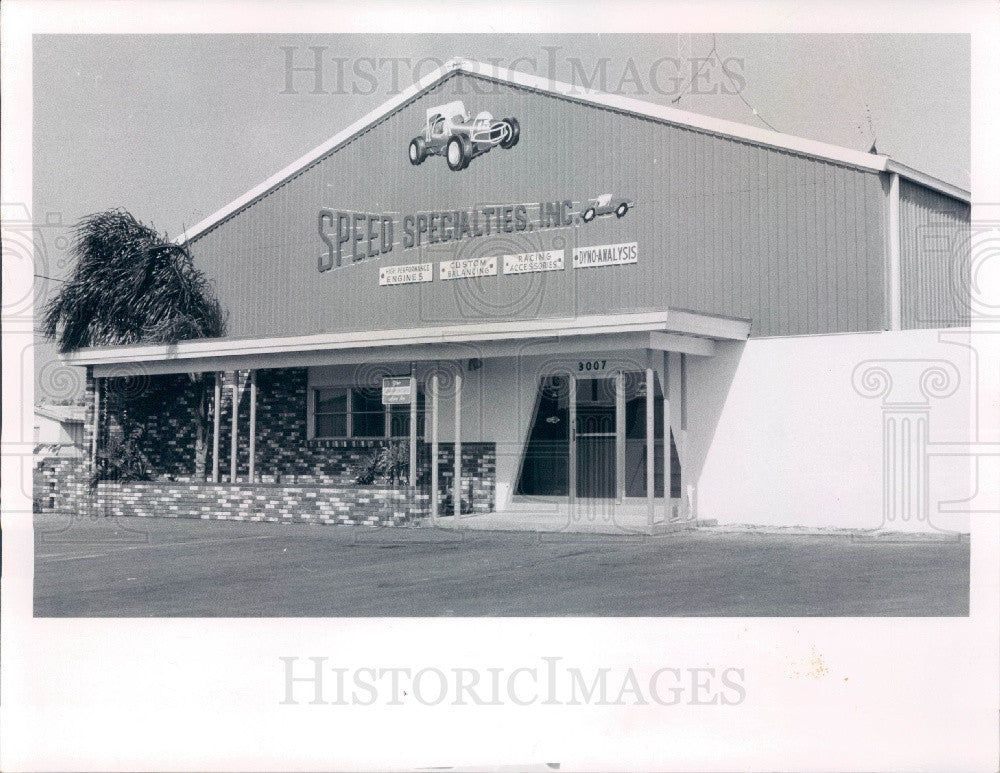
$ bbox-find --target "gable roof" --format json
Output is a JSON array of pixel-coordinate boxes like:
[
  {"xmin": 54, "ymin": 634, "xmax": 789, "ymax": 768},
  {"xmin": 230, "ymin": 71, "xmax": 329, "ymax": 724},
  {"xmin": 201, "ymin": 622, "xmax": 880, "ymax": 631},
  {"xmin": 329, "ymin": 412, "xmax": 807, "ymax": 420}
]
[
  {"xmin": 176, "ymin": 57, "xmax": 970, "ymax": 245},
  {"xmin": 34, "ymin": 404, "xmax": 87, "ymax": 424}
]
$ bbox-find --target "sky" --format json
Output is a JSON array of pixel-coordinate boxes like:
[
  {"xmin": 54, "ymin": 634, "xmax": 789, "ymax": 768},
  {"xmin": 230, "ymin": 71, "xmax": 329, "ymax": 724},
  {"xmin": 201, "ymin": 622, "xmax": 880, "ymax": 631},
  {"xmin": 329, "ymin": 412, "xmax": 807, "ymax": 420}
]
[{"xmin": 31, "ymin": 33, "xmax": 970, "ymax": 400}]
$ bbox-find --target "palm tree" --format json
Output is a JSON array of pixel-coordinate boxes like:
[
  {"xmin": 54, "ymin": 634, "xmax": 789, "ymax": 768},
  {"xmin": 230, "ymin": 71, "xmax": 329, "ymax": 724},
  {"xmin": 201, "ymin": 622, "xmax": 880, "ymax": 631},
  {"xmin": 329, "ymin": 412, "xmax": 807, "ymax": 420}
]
[
  {"xmin": 43, "ymin": 209, "xmax": 225, "ymax": 349},
  {"xmin": 43, "ymin": 209, "xmax": 227, "ymax": 478}
]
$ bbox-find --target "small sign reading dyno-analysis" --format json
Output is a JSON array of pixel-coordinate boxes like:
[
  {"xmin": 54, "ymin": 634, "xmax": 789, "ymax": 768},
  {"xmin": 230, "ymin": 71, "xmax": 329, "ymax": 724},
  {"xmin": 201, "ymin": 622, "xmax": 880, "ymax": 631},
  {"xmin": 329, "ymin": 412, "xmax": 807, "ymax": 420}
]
[{"xmin": 572, "ymin": 242, "xmax": 639, "ymax": 269}]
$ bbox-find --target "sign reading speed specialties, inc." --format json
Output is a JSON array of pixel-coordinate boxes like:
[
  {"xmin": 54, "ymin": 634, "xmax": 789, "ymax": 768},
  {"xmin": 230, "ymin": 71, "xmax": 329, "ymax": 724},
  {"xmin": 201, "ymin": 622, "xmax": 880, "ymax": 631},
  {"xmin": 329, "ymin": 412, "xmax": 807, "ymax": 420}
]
[
  {"xmin": 572, "ymin": 242, "xmax": 638, "ymax": 269},
  {"xmin": 318, "ymin": 195, "xmax": 636, "ymax": 273}
]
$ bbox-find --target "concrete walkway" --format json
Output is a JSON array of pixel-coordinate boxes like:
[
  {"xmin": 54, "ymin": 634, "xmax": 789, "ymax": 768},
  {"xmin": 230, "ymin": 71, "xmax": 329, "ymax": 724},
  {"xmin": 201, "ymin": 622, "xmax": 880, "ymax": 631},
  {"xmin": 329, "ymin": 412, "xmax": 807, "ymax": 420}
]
[{"xmin": 432, "ymin": 499, "xmax": 702, "ymax": 535}]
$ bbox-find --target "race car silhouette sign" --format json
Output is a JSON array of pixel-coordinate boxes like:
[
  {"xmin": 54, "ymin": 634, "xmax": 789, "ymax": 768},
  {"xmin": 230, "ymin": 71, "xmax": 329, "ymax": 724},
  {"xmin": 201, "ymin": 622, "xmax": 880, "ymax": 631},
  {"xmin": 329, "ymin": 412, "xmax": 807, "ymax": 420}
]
[{"xmin": 408, "ymin": 100, "xmax": 520, "ymax": 171}]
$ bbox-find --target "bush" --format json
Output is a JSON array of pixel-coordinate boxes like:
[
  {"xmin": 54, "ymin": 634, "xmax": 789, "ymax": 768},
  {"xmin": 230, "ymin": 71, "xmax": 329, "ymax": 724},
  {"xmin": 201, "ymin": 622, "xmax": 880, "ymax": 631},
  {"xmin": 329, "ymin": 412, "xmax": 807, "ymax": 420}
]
[
  {"xmin": 91, "ymin": 422, "xmax": 149, "ymax": 487},
  {"xmin": 354, "ymin": 440, "xmax": 409, "ymax": 486}
]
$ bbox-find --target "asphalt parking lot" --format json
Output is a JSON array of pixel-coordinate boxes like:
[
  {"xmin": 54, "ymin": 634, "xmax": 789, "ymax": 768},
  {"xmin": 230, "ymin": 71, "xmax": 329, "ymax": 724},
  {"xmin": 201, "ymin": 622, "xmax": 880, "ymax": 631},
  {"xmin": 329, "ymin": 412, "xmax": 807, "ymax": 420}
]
[{"xmin": 33, "ymin": 513, "xmax": 969, "ymax": 617}]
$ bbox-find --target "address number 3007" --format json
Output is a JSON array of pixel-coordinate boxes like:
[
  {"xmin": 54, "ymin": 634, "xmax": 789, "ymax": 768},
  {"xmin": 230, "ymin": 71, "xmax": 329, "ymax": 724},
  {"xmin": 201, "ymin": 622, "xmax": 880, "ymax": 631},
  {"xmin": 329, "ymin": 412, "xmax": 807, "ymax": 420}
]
[{"xmin": 578, "ymin": 360, "xmax": 607, "ymax": 371}]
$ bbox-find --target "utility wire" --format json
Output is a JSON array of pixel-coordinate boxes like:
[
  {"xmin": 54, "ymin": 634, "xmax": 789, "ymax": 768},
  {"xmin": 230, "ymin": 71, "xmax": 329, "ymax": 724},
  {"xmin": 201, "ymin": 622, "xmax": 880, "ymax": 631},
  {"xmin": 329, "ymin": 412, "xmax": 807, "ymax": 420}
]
[
  {"xmin": 673, "ymin": 34, "xmax": 782, "ymax": 133},
  {"xmin": 732, "ymin": 83, "xmax": 781, "ymax": 132},
  {"xmin": 846, "ymin": 38, "xmax": 878, "ymax": 151},
  {"xmin": 716, "ymin": 37, "xmax": 782, "ymax": 132},
  {"xmin": 672, "ymin": 34, "xmax": 718, "ymax": 105}
]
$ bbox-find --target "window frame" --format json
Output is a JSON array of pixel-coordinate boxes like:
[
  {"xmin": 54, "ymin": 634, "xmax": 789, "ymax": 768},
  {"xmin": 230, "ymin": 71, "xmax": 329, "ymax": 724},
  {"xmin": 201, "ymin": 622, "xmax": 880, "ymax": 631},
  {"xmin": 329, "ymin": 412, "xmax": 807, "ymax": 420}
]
[
  {"xmin": 312, "ymin": 386, "xmax": 350, "ymax": 439},
  {"xmin": 309, "ymin": 383, "xmax": 426, "ymax": 440},
  {"xmin": 350, "ymin": 386, "xmax": 388, "ymax": 439},
  {"xmin": 388, "ymin": 388, "xmax": 426, "ymax": 438}
]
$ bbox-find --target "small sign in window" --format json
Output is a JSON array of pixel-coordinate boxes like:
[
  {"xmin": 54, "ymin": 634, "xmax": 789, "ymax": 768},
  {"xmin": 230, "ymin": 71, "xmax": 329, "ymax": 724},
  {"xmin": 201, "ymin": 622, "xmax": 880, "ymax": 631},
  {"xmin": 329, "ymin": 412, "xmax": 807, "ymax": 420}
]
[{"xmin": 382, "ymin": 376, "xmax": 413, "ymax": 405}]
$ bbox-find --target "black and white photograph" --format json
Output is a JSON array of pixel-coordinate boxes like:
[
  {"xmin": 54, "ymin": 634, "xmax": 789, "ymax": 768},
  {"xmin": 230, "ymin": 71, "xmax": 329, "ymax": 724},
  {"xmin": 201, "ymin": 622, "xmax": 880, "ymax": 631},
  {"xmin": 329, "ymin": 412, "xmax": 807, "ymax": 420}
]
[{"xmin": 2, "ymin": 2, "xmax": 998, "ymax": 771}]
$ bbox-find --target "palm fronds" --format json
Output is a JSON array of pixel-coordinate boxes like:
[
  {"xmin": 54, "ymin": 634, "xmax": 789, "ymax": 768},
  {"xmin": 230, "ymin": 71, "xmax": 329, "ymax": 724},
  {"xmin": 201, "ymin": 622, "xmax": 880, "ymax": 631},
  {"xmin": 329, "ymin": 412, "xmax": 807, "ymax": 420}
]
[
  {"xmin": 42, "ymin": 209, "xmax": 227, "ymax": 352},
  {"xmin": 354, "ymin": 441, "xmax": 410, "ymax": 486}
]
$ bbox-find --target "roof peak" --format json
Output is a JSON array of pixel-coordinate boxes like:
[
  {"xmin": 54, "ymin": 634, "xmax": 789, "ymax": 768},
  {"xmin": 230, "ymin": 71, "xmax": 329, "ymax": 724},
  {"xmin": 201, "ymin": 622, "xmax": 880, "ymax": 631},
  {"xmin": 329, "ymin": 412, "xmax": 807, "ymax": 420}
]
[{"xmin": 175, "ymin": 56, "xmax": 968, "ymax": 245}]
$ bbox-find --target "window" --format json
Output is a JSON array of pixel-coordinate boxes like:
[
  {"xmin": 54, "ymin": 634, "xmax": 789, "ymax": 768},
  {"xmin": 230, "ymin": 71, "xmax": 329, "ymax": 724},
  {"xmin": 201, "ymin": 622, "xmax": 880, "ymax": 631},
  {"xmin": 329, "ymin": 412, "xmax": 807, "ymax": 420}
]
[
  {"xmin": 314, "ymin": 388, "xmax": 348, "ymax": 438},
  {"xmin": 388, "ymin": 388, "xmax": 425, "ymax": 438},
  {"xmin": 311, "ymin": 383, "xmax": 426, "ymax": 439},
  {"xmin": 351, "ymin": 388, "xmax": 385, "ymax": 438}
]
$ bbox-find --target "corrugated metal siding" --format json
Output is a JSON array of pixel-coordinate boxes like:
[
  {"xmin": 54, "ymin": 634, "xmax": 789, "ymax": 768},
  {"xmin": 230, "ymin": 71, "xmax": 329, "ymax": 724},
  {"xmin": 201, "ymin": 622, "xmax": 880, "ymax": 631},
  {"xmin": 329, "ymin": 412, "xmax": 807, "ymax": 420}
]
[
  {"xmin": 189, "ymin": 72, "xmax": 887, "ymax": 340},
  {"xmin": 899, "ymin": 179, "xmax": 970, "ymax": 328}
]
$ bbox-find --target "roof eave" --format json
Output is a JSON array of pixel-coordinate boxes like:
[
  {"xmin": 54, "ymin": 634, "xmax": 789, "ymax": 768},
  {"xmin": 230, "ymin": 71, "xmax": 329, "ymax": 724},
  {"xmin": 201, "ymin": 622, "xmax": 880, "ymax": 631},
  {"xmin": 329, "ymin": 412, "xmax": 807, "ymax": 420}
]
[
  {"xmin": 63, "ymin": 310, "xmax": 752, "ymax": 370},
  {"xmin": 885, "ymin": 159, "xmax": 970, "ymax": 202}
]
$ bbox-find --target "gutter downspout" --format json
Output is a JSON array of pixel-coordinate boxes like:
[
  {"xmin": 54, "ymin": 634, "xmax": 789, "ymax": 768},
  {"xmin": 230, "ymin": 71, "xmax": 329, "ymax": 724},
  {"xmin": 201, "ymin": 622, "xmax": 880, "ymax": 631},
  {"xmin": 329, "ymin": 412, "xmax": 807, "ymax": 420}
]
[{"xmin": 887, "ymin": 171, "xmax": 902, "ymax": 331}]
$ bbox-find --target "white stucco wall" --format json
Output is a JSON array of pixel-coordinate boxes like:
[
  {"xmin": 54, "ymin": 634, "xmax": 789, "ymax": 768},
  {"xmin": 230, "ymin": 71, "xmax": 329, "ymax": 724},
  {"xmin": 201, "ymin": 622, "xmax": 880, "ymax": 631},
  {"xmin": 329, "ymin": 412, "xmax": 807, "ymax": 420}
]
[{"xmin": 691, "ymin": 330, "xmax": 972, "ymax": 533}]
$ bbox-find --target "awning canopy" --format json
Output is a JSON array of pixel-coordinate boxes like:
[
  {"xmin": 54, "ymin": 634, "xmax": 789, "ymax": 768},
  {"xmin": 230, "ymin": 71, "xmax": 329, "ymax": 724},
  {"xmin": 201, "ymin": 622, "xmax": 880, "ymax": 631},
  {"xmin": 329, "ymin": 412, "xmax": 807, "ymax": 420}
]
[{"xmin": 64, "ymin": 309, "xmax": 751, "ymax": 377}]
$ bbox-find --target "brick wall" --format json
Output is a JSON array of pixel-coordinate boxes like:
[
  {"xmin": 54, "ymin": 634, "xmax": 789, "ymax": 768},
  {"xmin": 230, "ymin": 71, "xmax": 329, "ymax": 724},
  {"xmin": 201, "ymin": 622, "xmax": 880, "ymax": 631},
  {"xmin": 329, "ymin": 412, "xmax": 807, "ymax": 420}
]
[
  {"xmin": 151, "ymin": 367, "xmax": 493, "ymax": 510},
  {"xmin": 95, "ymin": 480, "xmax": 431, "ymax": 527},
  {"xmin": 101, "ymin": 370, "xmax": 207, "ymax": 480},
  {"xmin": 34, "ymin": 369, "xmax": 96, "ymax": 514},
  {"xmin": 33, "ymin": 456, "xmax": 87, "ymax": 512},
  {"xmin": 425, "ymin": 443, "xmax": 495, "ymax": 514},
  {"xmin": 59, "ymin": 366, "xmax": 496, "ymax": 522}
]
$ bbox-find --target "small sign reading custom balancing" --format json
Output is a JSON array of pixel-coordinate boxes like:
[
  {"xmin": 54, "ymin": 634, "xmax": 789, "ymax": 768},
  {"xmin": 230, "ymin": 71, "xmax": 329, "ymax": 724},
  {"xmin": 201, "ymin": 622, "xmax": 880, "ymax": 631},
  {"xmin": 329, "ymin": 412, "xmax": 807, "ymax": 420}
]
[
  {"xmin": 502, "ymin": 250, "xmax": 564, "ymax": 275},
  {"xmin": 572, "ymin": 242, "xmax": 638, "ymax": 269},
  {"xmin": 439, "ymin": 256, "xmax": 498, "ymax": 280},
  {"xmin": 379, "ymin": 263, "xmax": 433, "ymax": 286}
]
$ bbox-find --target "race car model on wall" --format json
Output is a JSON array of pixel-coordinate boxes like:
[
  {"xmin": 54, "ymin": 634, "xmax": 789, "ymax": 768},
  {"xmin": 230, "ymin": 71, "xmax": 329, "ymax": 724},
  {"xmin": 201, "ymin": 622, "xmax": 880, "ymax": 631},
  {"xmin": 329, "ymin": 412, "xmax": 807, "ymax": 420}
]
[
  {"xmin": 408, "ymin": 101, "xmax": 520, "ymax": 171},
  {"xmin": 581, "ymin": 194, "xmax": 634, "ymax": 222}
]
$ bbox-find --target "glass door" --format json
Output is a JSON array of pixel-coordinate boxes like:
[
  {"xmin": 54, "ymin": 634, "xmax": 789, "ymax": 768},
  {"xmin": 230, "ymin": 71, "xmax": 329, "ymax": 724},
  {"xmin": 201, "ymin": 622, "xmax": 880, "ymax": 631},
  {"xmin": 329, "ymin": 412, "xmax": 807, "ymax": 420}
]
[
  {"xmin": 624, "ymin": 374, "xmax": 664, "ymax": 498},
  {"xmin": 515, "ymin": 376, "xmax": 570, "ymax": 496},
  {"xmin": 575, "ymin": 376, "xmax": 617, "ymax": 498}
]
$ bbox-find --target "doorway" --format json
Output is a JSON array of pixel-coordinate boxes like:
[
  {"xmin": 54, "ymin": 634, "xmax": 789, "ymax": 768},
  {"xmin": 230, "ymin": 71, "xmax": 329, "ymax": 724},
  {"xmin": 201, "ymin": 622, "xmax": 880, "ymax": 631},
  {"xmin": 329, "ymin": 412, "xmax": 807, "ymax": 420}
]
[
  {"xmin": 515, "ymin": 375, "xmax": 569, "ymax": 496},
  {"xmin": 575, "ymin": 376, "xmax": 617, "ymax": 498},
  {"xmin": 515, "ymin": 369, "xmax": 679, "ymax": 502}
]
